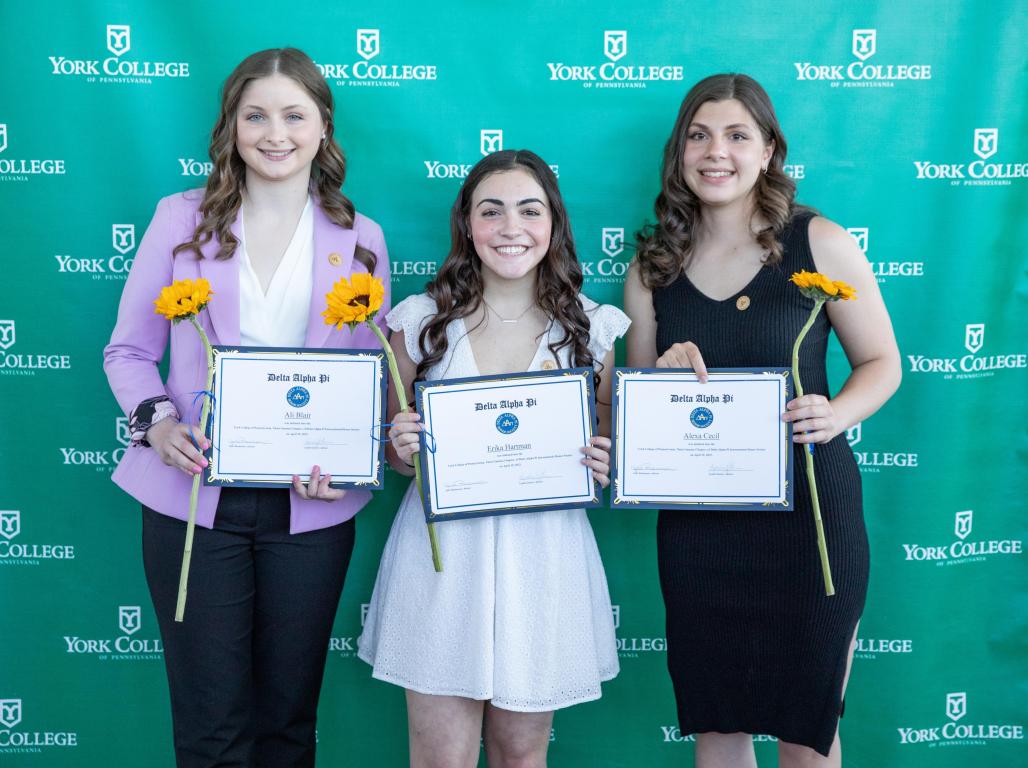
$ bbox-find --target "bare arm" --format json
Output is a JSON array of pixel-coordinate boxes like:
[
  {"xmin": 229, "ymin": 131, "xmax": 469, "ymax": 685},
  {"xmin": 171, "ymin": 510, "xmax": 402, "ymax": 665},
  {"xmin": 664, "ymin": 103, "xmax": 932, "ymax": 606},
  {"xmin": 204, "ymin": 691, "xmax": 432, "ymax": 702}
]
[
  {"xmin": 580, "ymin": 348, "xmax": 617, "ymax": 489},
  {"xmin": 384, "ymin": 329, "xmax": 423, "ymax": 476},
  {"xmin": 782, "ymin": 217, "xmax": 902, "ymax": 442},
  {"xmin": 624, "ymin": 260, "xmax": 708, "ymax": 379},
  {"xmin": 624, "ymin": 261, "xmax": 659, "ymax": 368}
]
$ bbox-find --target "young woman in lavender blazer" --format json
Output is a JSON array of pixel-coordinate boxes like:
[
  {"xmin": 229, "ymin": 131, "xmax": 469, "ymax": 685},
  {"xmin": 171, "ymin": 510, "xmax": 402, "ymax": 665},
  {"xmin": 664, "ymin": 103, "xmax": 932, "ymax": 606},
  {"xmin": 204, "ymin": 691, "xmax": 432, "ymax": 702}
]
[{"xmin": 104, "ymin": 48, "xmax": 389, "ymax": 767}]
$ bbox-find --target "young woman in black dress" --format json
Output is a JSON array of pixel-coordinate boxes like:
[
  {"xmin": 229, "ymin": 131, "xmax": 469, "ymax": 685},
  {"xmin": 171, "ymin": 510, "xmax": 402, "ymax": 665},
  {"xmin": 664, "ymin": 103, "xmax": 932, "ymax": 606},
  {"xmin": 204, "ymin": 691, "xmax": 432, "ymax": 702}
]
[{"xmin": 624, "ymin": 74, "xmax": 901, "ymax": 767}]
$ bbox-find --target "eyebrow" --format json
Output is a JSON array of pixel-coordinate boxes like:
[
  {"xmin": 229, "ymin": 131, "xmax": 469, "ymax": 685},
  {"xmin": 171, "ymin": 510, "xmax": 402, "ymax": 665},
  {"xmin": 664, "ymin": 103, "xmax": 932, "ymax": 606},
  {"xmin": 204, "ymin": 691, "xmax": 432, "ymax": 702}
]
[
  {"xmin": 689, "ymin": 122, "xmax": 753, "ymax": 131},
  {"xmin": 476, "ymin": 197, "xmax": 548, "ymax": 207},
  {"xmin": 240, "ymin": 104, "xmax": 308, "ymax": 111}
]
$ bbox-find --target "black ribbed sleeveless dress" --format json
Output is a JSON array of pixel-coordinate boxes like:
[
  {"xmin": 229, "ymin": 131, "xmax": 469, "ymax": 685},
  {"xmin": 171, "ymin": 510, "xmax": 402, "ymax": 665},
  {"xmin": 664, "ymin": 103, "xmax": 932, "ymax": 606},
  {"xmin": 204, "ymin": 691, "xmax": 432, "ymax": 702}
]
[{"xmin": 652, "ymin": 211, "xmax": 868, "ymax": 757}]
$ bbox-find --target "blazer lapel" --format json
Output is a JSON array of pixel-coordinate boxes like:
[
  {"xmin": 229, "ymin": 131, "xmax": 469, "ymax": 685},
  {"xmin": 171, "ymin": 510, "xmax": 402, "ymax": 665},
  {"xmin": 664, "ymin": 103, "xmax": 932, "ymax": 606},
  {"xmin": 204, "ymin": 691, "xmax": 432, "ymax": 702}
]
[
  {"xmin": 305, "ymin": 204, "xmax": 357, "ymax": 348},
  {"xmin": 197, "ymin": 213, "xmax": 241, "ymax": 346}
]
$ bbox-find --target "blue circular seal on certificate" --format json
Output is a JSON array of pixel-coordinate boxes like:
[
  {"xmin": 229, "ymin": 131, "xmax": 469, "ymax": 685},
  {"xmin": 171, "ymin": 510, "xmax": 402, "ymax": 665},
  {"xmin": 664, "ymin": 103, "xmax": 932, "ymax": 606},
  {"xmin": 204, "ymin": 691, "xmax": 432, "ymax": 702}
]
[
  {"xmin": 286, "ymin": 386, "xmax": 310, "ymax": 408},
  {"xmin": 496, "ymin": 413, "xmax": 519, "ymax": 434},
  {"xmin": 690, "ymin": 407, "xmax": 713, "ymax": 428}
]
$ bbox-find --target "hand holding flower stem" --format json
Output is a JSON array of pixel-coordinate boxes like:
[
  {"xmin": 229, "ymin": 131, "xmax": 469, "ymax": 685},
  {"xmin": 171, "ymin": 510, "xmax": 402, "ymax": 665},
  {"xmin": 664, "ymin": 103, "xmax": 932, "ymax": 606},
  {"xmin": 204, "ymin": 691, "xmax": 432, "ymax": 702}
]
[
  {"xmin": 788, "ymin": 271, "xmax": 857, "ymax": 597},
  {"xmin": 153, "ymin": 278, "xmax": 216, "ymax": 622}
]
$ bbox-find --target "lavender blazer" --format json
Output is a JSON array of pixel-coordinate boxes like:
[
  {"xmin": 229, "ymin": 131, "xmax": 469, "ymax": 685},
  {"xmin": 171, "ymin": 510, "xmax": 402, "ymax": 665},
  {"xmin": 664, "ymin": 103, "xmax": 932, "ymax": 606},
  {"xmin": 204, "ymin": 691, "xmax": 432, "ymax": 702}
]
[{"xmin": 104, "ymin": 190, "xmax": 391, "ymax": 533}]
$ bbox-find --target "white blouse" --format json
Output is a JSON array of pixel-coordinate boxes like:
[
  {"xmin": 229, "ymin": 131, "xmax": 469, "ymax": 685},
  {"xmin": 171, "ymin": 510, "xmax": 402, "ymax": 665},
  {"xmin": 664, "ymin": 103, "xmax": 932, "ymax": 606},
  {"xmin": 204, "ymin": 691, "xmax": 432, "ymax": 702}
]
[{"xmin": 238, "ymin": 197, "xmax": 314, "ymax": 348}]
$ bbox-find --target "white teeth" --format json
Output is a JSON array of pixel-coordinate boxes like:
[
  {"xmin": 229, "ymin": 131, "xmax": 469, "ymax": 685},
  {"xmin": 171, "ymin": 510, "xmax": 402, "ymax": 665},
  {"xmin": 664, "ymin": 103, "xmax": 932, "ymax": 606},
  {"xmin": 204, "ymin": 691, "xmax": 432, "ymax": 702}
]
[
  {"xmin": 496, "ymin": 246, "xmax": 528, "ymax": 255},
  {"xmin": 262, "ymin": 150, "xmax": 292, "ymax": 157},
  {"xmin": 701, "ymin": 170, "xmax": 733, "ymax": 177}
]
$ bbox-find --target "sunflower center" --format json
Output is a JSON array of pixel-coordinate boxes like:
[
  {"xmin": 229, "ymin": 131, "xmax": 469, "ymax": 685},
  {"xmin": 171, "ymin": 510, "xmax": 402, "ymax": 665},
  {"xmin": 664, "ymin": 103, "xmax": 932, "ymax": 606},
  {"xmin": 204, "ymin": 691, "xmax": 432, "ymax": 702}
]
[{"xmin": 350, "ymin": 295, "xmax": 370, "ymax": 308}]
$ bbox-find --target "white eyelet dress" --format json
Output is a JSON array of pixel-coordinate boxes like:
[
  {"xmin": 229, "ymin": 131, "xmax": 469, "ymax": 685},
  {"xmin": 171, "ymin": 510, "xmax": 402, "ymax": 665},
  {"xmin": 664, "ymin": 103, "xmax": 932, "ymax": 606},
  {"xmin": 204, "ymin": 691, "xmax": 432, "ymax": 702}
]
[{"xmin": 358, "ymin": 292, "xmax": 628, "ymax": 712}]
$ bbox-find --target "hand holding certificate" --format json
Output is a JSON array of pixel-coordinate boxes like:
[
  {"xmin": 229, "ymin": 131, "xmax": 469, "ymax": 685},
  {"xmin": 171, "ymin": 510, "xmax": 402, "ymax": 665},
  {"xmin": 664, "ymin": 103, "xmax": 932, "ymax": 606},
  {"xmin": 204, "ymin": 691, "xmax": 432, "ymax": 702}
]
[
  {"xmin": 612, "ymin": 368, "xmax": 793, "ymax": 510},
  {"xmin": 204, "ymin": 347, "xmax": 386, "ymax": 488},
  {"xmin": 415, "ymin": 369, "xmax": 600, "ymax": 521}
]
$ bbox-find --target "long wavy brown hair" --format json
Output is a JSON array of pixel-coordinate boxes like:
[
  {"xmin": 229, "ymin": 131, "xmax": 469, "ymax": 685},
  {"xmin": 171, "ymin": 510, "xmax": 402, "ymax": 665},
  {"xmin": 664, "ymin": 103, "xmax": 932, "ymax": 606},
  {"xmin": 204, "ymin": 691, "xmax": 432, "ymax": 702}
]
[
  {"xmin": 636, "ymin": 73, "xmax": 806, "ymax": 289},
  {"xmin": 173, "ymin": 48, "xmax": 375, "ymax": 273},
  {"xmin": 416, "ymin": 150, "xmax": 596, "ymax": 386}
]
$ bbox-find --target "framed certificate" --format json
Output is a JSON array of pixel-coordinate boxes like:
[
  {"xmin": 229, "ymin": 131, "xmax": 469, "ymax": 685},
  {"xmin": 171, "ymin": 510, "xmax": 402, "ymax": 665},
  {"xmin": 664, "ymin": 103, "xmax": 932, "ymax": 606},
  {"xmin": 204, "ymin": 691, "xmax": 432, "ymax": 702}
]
[
  {"xmin": 414, "ymin": 368, "xmax": 600, "ymax": 521},
  {"xmin": 203, "ymin": 346, "xmax": 387, "ymax": 489},
  {"xmin": 612, "ymin": 368, "xmax": 793, "ymax": 510}
]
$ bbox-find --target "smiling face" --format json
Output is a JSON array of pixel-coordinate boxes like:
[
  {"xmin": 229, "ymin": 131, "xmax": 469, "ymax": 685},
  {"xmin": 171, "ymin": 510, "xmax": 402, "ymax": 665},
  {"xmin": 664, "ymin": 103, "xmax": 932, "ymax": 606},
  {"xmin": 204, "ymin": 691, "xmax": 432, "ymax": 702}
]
[
  {"xmin": 681, "ymin": 98, "xmax": 774, "ymax": 210},
  {"xmin": 468, "ymin": 168, "xmax": 553, "ymax": 283},
  {"xmin": 234, "ymin": 72, "xmax": 325, "ymax": 186}
]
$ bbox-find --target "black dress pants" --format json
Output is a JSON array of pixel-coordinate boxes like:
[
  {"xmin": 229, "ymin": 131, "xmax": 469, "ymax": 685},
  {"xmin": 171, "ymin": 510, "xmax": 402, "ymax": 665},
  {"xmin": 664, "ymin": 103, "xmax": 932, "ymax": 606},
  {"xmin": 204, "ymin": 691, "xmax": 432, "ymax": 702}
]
[{"xmin": 142, "ymin": 488, "xmax": 355, "ymax": 768}]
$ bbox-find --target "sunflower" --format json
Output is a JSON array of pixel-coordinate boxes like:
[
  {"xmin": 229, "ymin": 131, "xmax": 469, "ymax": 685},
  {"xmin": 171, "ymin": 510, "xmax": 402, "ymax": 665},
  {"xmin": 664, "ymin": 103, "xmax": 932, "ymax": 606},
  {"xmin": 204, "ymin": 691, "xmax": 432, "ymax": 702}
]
[
  {"xmin": 323, "ymin": 273, "xmax": 386, "ymax": 328},
  {"xmin": 154, "ymin": 278, "xmax": 214, "ymax": 320},
  {"xmin": 789, "ymin": 271, "xmax": 856, "ymax": 302}
]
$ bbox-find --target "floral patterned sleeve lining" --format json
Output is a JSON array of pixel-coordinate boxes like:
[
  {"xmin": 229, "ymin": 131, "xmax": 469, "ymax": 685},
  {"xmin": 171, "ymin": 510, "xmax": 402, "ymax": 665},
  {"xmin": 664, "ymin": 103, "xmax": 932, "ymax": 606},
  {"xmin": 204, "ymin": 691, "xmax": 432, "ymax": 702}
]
[{"xmin": 129, "ymin": 396, "xmax": 180, "ymax": 447}]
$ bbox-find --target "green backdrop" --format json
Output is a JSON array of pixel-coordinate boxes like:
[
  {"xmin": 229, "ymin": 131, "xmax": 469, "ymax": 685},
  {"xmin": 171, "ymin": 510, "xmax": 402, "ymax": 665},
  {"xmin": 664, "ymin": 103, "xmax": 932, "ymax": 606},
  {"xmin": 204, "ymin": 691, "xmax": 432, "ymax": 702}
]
[{"xmin": 1, "ymin": 1, "xmax": 1025, "ymax": 765}]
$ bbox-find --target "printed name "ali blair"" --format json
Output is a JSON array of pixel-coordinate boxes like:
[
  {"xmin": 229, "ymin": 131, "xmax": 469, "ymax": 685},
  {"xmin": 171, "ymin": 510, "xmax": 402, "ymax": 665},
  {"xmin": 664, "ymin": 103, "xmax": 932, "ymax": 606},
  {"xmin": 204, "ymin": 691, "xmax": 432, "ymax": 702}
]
[{"xmin": 48, "ymin": 56, "xmax": 189, "ymax": 77}]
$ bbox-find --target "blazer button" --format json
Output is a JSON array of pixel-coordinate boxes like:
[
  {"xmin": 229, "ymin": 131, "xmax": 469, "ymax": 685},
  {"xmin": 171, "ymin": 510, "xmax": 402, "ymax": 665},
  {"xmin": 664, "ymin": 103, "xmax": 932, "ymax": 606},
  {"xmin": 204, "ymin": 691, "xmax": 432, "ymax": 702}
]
[
  {"xmin": 736, "ymin": 295, "xmax": 751, "ymax": 311},
  {"xmin": 540, "ymin": 360, "xmax": 557, "ymax": 370},
  {"xmin": 328, "ymin": 252, "xmax": 342, "ymax": 266}
]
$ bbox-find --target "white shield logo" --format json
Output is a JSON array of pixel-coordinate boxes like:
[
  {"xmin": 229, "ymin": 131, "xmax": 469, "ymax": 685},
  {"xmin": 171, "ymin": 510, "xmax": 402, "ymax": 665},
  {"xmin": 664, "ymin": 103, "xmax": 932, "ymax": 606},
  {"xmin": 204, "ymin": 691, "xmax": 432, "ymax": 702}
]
[
  {"xmin": 973, "ymin": 128, "xmax": 998, "ymax": 160},
  {"xmin": 946, "ymin": 691, "xmax": 967, "ymax": 721},
  {"xmin": 852, "ymin": 29, "xmax": 876, "ymax": 61},
  {"xmin": 0, "ymin": 511, "xmax": 20, "ymax": 540},
  {"xmin": 106, "ymin": 24, "xmax": 131, "ymax": 57},
  {"xmin": 0, "ymin": 124, "xmax": 7, "ymax": 154},
  {"xmin": 845, "ymin": 423, "xmax": 862, "ymax": 448},
  {"xmin": 954, "ymin": 510, "xmax": 973, "ymax": 540},
  {"xmin": 119, "ymin": 605, "xmax": 142, "ymax": 635},
  {"xmin": 360, "ymin": 603, "xmax": 370, "ymax": 627},
  {"xmin": 0, "ymin": 320, "xmax": 15, "ymax": 351},
  {"xmin": 601, "ymin": 228, "xmax": 625, "ymax": 258},
  {"xmin": 604, "ymin": 30, "xmax": 628, "ymax": 62},
  {"xmin": 356, "ymin": 29, "xmax": 380, "ymax": 61},
  {"xmin": 0, "ymin": 699, "xmax": 22, "ymax": 728},
  {"xmin": 116, "ymin": 417, "xmax": 132, "ymax": 447},
  {"xmin": 480, "ymin": 129, "xmax": 503, "ymax": 156},
  {"xmin": 112, "ymin": 224, "xmax": 136, "ymax": 255},
  {"xmin": 964, "ymin": 323, "xmax": 984, "ymax": 354},
  {"xmin": 846, "ymin": 227, "xmax": 869, "ymax": 255},
  {"xmin": 611, "ymin": 604, "xmax": 620, "ymax": 630}
]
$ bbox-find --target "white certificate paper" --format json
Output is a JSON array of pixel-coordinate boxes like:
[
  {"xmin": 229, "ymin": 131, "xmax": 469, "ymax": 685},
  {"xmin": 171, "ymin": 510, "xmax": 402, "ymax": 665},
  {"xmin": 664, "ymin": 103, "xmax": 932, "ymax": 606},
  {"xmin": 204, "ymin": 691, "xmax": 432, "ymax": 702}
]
[
  {"xmin": 415, "ymin": 369, "xmax": 599, "ymax": 521},
  {"xmin": 204, "ymin": 347, "xmax": 386, "ymax": 488},
  {"xmin": 612, "ymin": 369, "xmax": 793, "ymax": 510}
]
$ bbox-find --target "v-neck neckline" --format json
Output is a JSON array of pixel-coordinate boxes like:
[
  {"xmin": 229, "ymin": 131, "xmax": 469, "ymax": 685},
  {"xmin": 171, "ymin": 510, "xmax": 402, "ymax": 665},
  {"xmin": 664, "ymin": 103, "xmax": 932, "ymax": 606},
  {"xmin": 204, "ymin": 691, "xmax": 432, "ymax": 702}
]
[
  {"xmin": 240, "ymin": 196, "xmax": 312, "ymax": 298},
  {"xmin": 681, "ymin": 264, "xmax": 766, "ymax": 304},
  {"xmin": 457, "ymin": 315, "xmax": 553, "ymax": 377}
]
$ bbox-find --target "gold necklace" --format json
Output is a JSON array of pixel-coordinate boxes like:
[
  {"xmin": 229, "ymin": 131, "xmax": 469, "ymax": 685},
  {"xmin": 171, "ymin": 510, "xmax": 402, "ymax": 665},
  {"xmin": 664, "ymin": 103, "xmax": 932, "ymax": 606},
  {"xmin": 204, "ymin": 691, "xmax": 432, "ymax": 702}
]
[{"xmin": 481, "ymin": 297, "xmax": 536, "ymax": 324}]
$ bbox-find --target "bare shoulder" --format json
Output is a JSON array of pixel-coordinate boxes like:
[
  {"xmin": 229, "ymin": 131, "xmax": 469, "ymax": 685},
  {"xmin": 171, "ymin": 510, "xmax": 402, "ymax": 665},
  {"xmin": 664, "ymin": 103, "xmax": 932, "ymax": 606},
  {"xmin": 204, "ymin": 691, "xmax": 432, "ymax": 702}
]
[
  {"xmin": 807, "ymin": 215, "xmax": 868, "ymax": 278},
  {"xmin": 625, "ymin": 260, "xmax": 652, "ymax": 298}
]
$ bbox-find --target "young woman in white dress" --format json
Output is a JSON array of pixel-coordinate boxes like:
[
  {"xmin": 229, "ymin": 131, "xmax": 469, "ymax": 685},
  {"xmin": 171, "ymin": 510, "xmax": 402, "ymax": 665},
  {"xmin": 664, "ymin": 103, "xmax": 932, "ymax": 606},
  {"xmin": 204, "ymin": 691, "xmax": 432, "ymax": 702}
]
[{"xmin": 358, "ymin": 150, "xmax": 627, "ymax": 768}]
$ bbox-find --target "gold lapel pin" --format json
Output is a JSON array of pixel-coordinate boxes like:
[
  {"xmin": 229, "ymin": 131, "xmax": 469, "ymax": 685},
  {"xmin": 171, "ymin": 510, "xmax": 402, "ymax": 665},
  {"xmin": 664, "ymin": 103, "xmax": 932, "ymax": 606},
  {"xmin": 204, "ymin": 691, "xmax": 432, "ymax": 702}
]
[
  {"xmin": 540, "ymin": 360, "xmax": 557, "ymax": 370},
  {"xmin": 736, "ymin": 295, "xmax": 751, "ymax": 311},
  {"xmin": 328, "ymin": 252, "xmax": 342, "ymax": 266}
]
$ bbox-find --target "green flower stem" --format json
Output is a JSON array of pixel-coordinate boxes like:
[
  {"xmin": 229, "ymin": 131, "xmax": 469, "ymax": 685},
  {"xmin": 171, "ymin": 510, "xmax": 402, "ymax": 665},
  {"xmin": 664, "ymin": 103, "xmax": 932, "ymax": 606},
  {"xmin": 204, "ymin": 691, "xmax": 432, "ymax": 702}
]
[
  {"xmin": 175, "ymin": 314, "xmax": 215, "ymax": 622},
  {"xmin": 366, "ymin": 320, "xmax": 443, "ymax": 573},
  {"xmin": 791, "ymin": 299, "xmax": 836, "ymax": 597}
]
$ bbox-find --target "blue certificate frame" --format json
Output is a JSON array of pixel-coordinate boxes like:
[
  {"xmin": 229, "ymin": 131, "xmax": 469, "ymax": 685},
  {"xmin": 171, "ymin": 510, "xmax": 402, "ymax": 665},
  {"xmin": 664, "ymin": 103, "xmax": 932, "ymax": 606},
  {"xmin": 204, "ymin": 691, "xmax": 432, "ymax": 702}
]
[
  {"xmin": 203, "ymin": 346, "xmax": 387, "ymax": 489},
  {"xmin": 414, "ymin": 368, "xmax": 600, "ymax": 522},
  {"xmin": 612, "ymin": 367, "xmax": 794, "ymax": 510}
]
